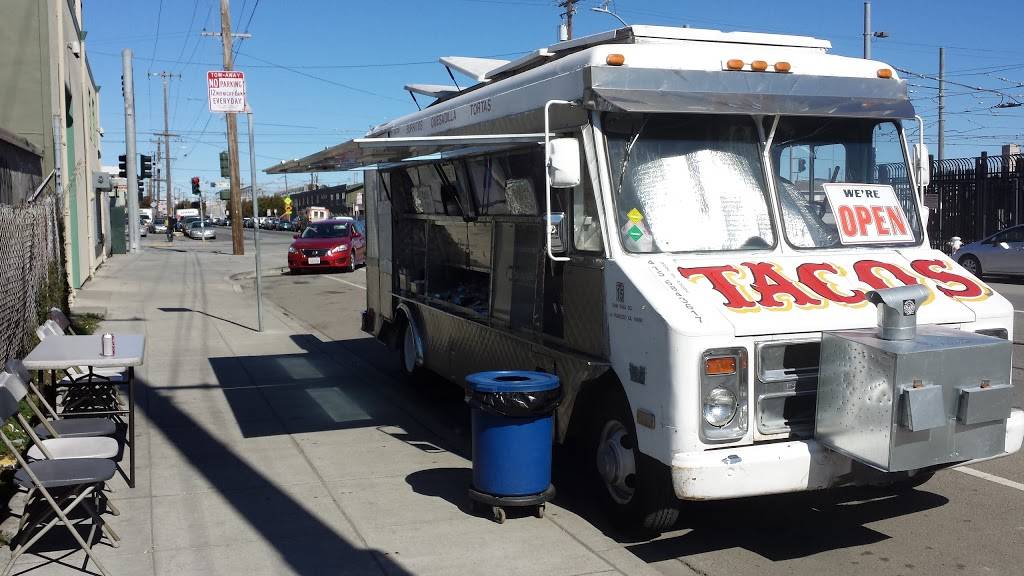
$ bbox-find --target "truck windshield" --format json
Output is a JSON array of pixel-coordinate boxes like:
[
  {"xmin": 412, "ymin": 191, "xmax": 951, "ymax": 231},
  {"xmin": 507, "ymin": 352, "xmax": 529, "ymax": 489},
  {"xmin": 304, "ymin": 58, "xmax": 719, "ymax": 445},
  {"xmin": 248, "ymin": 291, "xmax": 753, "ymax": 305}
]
[
  {"xmin": 770, "ymin": 117, "xmax": 922, "ymax": 248},
  {"xmin": 605, "ymin": 113, "xmax": 775, "ymax": 253}
]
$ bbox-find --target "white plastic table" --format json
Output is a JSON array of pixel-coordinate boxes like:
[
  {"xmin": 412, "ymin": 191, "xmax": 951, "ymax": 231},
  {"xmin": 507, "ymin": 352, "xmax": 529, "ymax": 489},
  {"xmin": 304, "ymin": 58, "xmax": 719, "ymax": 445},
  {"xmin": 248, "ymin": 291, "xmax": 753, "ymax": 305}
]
[{"xmin": 23, "ymin": 334, "xmax": 145, "ymax": 487}]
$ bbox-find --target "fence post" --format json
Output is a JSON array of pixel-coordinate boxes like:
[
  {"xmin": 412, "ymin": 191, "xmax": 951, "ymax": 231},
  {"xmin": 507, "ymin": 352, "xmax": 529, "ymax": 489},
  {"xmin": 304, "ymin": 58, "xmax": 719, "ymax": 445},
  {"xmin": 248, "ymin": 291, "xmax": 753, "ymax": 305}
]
[{"xmin": 977, "ymin": 152, "xmax": 988, "ymax": 238}]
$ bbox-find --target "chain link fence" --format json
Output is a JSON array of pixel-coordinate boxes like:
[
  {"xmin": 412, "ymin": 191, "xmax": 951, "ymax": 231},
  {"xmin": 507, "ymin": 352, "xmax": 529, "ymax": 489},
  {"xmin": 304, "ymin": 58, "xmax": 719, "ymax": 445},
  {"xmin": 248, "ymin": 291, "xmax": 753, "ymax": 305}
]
[{"xmin": 0, "ymin": 188, "xmax": 67, "ymax": 366}]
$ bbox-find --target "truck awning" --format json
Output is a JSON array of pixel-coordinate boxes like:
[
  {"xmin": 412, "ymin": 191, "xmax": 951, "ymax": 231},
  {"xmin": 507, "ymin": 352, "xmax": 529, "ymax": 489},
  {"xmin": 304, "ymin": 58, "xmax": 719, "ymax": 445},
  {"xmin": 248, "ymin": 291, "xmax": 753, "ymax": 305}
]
[
  {"xmin": 587, "ymin": 68, "xmax": 916, "ymax": 119},
  {"xmin": 265, "ymin": 133, "xmax": 546, "ymax": 174}
]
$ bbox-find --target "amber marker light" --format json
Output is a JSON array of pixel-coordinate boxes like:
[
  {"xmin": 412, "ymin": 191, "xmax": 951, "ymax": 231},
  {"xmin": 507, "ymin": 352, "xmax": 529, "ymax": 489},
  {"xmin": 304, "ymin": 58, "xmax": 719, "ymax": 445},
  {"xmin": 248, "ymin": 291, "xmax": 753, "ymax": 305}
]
[
  {"xmin": 774, "ymin": 61, "xmax": 792, "ymax": 73},
  {"xmin": 606, "ymin": 53, "xmax": 626, "ymax": 66},
  {"xmin": 705, "ymin": 356, "xmax": 737, "ymax": 376},
  {"xmin": 877, "ymin": 68, "xmax": 894, "ymax": 79},
  {"xmin": 726, "ymin": 59, "xmax": 745, "ymax": 70},
  {"xmin": 751, "ymin": 60, "xmax": 769, "ymax": 72}
]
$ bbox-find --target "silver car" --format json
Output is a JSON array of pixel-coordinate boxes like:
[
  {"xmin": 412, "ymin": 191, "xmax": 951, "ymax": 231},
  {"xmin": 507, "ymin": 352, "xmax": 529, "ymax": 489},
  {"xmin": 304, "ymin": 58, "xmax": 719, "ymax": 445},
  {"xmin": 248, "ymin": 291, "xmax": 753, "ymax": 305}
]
[
  {"xmin": 953, "ymin": 225, "xmax": 1024, "ymax": 277},
  {"xmin": 187, "ymin": 220, "xmax": 216, "ymax": 240}
]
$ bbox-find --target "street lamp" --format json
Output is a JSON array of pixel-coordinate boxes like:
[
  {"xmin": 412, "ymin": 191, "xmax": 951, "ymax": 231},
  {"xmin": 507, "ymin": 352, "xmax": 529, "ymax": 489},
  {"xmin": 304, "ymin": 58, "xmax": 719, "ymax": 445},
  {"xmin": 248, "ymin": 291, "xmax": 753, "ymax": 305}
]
[{"xmin": 591, "ymin": 0, "xmax": 628, "ymax": 28}]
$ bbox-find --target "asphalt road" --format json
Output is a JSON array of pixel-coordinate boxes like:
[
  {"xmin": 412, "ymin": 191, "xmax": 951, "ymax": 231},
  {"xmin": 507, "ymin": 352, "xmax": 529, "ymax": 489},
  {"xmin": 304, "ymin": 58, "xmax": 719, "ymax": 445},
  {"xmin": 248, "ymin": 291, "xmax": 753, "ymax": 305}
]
[{"xmin": 209, "ymin": 226, "xmax": 1024, "ymax": 576}]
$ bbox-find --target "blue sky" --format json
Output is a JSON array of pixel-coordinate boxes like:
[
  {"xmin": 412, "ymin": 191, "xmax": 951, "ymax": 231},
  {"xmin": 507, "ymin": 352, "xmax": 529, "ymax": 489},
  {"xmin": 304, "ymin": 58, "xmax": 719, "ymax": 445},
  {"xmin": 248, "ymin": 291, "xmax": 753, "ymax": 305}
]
[{"xmin": 85, "ymin": 0, "xmax": 1024, "ymax": 197}]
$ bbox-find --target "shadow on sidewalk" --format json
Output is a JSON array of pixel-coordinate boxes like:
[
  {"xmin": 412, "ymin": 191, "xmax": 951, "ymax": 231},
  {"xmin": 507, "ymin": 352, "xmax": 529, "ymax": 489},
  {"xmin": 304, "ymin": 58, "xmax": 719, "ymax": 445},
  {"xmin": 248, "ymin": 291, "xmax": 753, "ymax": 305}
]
[
  {"xmin": 157, "ymin": 306, "xmax": 255, "ymax": 332},
  {"xmin": 136, "ymin": 373, "xmax": 414, "ymax": 575}
]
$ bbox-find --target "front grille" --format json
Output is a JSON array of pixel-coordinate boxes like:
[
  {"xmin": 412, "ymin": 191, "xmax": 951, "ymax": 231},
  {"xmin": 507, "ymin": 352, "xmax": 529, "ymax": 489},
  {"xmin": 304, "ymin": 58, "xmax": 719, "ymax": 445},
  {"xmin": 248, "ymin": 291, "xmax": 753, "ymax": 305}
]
[
  {"xmin": 302, "ymin": 249, "xmax": 327, "ymax": 257},
  {"xmin": 755, "ymin": 340, "xmax": 820, "ymax": 437}
]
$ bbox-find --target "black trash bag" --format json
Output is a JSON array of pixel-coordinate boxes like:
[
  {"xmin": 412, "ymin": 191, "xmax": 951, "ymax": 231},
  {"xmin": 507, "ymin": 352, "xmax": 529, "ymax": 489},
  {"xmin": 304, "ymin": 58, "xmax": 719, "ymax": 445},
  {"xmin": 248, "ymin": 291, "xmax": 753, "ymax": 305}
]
[{"xmin": 469, "ymin": 387, "xmax": 562, "ymax": 418}]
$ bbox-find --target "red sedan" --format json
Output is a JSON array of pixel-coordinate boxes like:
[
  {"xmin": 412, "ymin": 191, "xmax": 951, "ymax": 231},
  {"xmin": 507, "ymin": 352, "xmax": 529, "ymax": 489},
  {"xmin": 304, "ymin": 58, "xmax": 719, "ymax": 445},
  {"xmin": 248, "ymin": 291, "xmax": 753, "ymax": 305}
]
[{"xmin": 287, "ymin": 218, "xmax": 366, "ymax": 273}]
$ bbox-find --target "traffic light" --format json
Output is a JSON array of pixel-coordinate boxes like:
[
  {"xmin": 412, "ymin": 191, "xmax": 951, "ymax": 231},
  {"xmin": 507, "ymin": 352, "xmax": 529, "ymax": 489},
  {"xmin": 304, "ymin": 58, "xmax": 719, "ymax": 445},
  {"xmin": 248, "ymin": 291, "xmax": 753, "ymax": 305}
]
[
  {"xmin": 118, "ymin": 154, "xmax": 127, "ymax": 178},
  {"xmin": 219, "ymin": 151, "xmax": 230, "ymax": 178},
  {"xmin": 137, "ymin": 179, "xmax": 145, "ymax": 201},
  {"xmin": 139, "ymin": 154, "xmax": 153, "ymax": 180},
  {"xmin": 191, "ymin": 176, "xmax": 201, "ymax": 195}
]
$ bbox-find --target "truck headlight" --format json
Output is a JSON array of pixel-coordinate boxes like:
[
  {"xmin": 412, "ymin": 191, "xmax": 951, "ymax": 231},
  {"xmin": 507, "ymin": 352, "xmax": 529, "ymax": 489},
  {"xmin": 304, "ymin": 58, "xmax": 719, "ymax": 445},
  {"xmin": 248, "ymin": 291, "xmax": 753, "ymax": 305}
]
[
  {"xmin": 700, "ymin": 348, "xmax": 748, "ymax": 442},
  {"xmin": 703, "ymin": 387, "xmax": 737, "ymax": 427}
]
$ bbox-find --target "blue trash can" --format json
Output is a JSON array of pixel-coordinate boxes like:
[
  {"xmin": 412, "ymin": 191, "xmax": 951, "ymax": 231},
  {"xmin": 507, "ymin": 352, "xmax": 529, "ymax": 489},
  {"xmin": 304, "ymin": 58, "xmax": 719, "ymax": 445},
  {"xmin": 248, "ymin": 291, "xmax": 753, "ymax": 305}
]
[{"xmin": 466, "ymin": 371, "xmax": 560, "ymax": 522}]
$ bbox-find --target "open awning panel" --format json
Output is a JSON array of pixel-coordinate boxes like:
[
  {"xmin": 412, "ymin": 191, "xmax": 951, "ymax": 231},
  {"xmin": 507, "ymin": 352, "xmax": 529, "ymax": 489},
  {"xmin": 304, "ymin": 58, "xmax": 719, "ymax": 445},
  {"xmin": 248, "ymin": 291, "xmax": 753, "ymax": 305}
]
[{"xmin": 265, "ymin": 133, "xmax": 546, "ymax": 174}]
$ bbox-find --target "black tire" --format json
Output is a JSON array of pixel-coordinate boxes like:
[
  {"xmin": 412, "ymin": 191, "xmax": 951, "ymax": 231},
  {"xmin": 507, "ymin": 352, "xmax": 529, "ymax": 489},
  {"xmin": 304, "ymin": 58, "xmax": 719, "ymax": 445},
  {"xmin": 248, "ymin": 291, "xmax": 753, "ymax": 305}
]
[
  {"xmin": 959, "ymin": 254, "xmax": 982, "ymax": 277},
  {"xmin": 587, "ymin": 387, "xmax": 679, "ymax": 533},
  {"xmin": 346, "ymin": 255, "xmax": 356, "ymax": 273}
]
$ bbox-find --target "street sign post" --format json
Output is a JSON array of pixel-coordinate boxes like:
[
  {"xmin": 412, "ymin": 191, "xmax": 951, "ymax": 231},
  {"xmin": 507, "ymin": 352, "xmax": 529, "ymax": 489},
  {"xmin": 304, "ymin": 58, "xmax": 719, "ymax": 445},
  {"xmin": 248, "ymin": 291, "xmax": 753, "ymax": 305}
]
[
  {"xmin": 208, "ymin": 69, "xmax": 263, "ymax": 332},
  {"xmin": 207, "ymin": 71, "xmax": 246, "ymax": 113}
]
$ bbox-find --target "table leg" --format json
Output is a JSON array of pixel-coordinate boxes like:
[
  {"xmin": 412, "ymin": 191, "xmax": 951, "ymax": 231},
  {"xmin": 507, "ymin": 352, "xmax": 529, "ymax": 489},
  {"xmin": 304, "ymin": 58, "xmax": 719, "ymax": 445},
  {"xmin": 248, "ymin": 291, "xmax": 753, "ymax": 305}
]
[
  {"xmin": 47, "ymin": 370, "xmax": 56, "ymax": 413},
  {"xmin": 128, "ymin": 366, "xmax": 135, "ymax": 489}
]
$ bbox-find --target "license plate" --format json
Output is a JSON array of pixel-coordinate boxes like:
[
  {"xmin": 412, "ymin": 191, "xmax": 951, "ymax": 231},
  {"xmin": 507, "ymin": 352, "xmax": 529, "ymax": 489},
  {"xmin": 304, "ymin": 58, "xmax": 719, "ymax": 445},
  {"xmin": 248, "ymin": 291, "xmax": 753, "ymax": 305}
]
[{"xmin": 307, "ymin": 257, "xmax": 321, "ymax": 264}]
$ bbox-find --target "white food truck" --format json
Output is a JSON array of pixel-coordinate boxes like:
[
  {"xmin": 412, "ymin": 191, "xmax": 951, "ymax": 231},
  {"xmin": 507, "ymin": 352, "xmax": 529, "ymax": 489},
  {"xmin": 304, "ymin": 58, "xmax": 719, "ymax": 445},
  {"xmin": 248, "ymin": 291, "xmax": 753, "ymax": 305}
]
[{"xmin": 269, "ymin": 26, "xmax": 1024, "ymax": 531}]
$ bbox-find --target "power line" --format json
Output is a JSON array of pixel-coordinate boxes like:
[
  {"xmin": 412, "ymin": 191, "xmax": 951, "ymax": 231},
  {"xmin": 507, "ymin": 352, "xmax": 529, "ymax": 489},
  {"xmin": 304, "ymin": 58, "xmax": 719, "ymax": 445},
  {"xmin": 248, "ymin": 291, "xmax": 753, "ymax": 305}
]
[
  {"xmin": 897, "ymin": 67, "xmax": 1023, "ymax": 107},
  {"xmin": 146, "ymin": 0, "xmax": 165, "ymax": 74},
  {"xmin": 233, "ymin": 50, "xmax": 408, "ymax": 102}
]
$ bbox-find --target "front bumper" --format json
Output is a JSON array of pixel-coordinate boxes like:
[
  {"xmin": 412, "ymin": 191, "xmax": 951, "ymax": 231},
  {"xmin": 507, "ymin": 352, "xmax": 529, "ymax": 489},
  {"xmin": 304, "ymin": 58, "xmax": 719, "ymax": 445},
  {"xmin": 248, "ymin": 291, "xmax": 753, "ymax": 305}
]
[
  {"xmin": 288, "ymin": 251, "xmax": 350, "ymax": 269},
  {"xmin": 671, "ymin": 408, "xmax": 1024, "ymax": 500}
]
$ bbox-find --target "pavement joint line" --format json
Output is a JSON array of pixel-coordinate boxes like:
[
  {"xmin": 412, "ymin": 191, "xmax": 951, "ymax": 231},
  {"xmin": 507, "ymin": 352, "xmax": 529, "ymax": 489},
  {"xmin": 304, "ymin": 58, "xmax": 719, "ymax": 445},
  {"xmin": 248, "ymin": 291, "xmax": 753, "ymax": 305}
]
[
  {"xmin": 954, "ymin": 465, "xmax": 1024, "ymax": 492},
  {"xmin": 322, "ymin": 275, "xmax": 368, "ymax": 291}
]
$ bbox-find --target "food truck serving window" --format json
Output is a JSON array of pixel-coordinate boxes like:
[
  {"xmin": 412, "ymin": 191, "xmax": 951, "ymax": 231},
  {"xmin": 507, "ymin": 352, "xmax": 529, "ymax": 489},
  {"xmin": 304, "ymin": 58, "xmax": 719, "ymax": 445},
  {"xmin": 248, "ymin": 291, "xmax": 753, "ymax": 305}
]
[
  {"xmin": 770, "ymin": 117, "xmax": 923, "ymax": 249},
  {"xmin": 605, "ymin": 113, "xmax": 776, "ymax": 253}
]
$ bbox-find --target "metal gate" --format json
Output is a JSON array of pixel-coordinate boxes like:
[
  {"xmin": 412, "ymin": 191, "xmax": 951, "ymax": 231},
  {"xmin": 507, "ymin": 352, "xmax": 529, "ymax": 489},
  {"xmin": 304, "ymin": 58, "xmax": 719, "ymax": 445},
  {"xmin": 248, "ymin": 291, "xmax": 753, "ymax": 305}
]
[{"xmin": 928, "ymin": 153, "xmax": 1024, "ymax": 250}]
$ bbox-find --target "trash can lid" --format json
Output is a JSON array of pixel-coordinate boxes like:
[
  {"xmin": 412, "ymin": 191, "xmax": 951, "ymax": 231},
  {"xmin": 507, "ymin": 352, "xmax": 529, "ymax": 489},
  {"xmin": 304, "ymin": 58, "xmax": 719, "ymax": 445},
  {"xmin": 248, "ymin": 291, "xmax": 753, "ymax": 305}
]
[{"xmin": 466, "ymin": 371, "xmax": 559, "ymax": 393}]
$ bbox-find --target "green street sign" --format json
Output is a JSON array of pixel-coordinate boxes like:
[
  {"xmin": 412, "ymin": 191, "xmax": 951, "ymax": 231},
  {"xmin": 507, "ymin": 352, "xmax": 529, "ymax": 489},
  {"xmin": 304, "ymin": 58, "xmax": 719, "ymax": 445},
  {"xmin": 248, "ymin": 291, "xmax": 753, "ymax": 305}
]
[{"xmin": 627, "ymin": 225, "xmax": 643, "ymax": 241}]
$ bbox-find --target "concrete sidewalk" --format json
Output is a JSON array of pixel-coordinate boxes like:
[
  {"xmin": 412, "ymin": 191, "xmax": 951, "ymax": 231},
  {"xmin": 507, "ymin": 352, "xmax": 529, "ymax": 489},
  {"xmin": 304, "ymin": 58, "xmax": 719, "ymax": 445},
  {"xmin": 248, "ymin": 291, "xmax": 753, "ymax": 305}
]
[{"xmin": 1, "ymin": 241, "xmax": 666, "ymax": 576}]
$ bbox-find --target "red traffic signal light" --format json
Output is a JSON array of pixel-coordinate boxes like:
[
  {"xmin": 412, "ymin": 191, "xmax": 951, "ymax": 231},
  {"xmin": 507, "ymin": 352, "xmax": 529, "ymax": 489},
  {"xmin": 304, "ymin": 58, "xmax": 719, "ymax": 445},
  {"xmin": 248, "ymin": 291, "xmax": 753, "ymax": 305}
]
[{"xmin": 191, "ymin": 177, "xmax": 201, "ymax": 195}]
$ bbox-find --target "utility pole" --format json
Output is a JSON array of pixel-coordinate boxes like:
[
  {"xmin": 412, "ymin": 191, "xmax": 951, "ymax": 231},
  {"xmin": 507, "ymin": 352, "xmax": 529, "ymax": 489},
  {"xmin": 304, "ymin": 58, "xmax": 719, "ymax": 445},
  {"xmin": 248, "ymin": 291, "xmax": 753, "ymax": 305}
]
[
  {"xmin": 863, "ymin": 1, "xmax": 871, "ymax": 59},
  {"xmin": 216, "ymin": 0, "xmax": 246, "ymax": 255},
  {"xmin": 122, "ymin": 49, "xmax": 140, "ymax": 253},
  {"xmin": 152, "ymin": 142, "xmax": 161, "ymax": 216},
  {"xmin": 559, "ymin": 0, "xmax": 576, "ymax": 40},
  {"xmin": 152, "ymin": 72, "xmax": 180, "ymax": 242},
  {"xmin": 938, "ymin": 47, "xmax": 945, "ymax": 163}
]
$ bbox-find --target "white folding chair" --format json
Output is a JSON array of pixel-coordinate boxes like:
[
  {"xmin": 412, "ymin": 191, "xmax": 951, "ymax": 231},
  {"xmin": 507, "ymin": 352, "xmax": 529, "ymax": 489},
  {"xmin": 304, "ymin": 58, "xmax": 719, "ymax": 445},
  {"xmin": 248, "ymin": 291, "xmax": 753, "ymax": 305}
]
[{"xmin": 4, "ymin": 360, "xmax": 118, "ymax": 440}]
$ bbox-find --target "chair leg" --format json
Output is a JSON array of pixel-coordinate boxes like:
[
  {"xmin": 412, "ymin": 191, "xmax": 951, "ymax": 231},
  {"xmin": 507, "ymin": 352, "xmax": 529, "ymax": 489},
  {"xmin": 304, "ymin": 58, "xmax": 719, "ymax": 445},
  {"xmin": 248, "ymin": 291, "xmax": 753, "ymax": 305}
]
[{"xmin": 5, "ymin": 485, "xmax": 111, "ymax": 576}]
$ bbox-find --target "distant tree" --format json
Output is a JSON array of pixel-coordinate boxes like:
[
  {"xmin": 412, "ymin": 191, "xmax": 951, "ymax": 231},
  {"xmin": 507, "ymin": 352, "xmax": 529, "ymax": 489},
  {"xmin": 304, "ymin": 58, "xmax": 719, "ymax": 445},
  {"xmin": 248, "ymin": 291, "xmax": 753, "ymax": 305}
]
[{"xmin": 140, "ymin": 195, "xmax": 153, "ymax": 208}]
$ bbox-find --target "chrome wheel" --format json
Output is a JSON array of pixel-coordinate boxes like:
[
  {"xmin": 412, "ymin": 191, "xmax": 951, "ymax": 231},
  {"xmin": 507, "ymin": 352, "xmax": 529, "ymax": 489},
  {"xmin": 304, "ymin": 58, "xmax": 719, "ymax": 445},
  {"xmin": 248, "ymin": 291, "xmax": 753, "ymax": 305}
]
[
  {"xmin": 959, "ymin": 255, "xmax": 979, "ymax": 275},
  {"xmin": 402, "ymin": 323, "xmax": 417, "ymax": 375},
  {"xmin": 596, "ymin": 419, "xmax": 637, "ymax": 505}
]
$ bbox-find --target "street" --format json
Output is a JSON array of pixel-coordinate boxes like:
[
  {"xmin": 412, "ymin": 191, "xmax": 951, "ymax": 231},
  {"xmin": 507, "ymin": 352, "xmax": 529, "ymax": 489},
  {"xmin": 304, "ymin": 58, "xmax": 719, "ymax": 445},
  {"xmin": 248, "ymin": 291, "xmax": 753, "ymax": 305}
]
[{"xmin": 189, "ymin": 227, "xmax": 1024, "ymax": 576}]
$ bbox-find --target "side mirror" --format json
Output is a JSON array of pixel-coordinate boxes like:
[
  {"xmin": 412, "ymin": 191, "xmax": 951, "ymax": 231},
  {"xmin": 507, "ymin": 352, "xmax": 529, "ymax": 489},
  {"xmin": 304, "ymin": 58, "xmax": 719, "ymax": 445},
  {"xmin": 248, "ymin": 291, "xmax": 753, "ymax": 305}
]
[
  {"xmin": 547, "ymin": 138, "xmax": 581, "ymax": 188},
  {"xmin": 914, "ymin": 143, "xmax": 930, "ymax": 188},
  {"xmin": 548, "ymin": 212, "xmax": 567, "ymax": 254}
]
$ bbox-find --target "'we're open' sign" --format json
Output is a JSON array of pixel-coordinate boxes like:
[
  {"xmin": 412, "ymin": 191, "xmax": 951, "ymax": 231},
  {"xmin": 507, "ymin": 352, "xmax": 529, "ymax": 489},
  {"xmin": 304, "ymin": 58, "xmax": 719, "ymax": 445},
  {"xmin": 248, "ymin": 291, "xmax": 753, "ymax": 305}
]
[{"xmin": 823, "ymin": 183, "xmax": 914, "ymax": 245}]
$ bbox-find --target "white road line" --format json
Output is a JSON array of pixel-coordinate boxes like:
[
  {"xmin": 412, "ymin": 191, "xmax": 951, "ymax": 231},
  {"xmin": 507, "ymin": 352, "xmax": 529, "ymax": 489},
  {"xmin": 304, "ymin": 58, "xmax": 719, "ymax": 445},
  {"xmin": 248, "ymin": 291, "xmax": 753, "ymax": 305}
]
[
  {"xmin": 323, "ymin": 275, "xmax": 367, "ymax": 291},
  {"xmin": 955, "ymin": 466, "xmax": 1024, "ymax": 492}
]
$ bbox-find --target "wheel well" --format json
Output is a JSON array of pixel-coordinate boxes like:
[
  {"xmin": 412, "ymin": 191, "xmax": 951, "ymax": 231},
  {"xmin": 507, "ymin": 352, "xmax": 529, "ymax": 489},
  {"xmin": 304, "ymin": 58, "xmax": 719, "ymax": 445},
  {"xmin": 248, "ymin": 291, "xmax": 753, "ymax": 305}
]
[{"xmin": 564, "ymin": 371, "xmax": 629, "ymax": 447}]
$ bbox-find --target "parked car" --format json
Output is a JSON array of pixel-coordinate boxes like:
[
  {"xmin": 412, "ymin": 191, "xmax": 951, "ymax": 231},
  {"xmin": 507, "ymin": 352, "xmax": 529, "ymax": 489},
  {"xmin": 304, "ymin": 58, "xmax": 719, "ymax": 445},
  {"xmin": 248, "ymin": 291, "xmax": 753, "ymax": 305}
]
[
  {"xmin": 287, "ymin": 218, "xmax": 366, "ymax": 273},
  {"xmin": 276, "ymin": 219, "xmax": 295, "ymax": 232},
  {"xmin": 243, "ymin": 217, "xmax": 253, "ymax": 228},
  {"xmin": 260, "ymin": 217, "xmax": 278, "ymax": 230},
  {"xmin": 954, "ymin": 225, "xmax": 1024, "ymax": 277},
  {"xmin": 151, "ymin": 219, "xmax": 168, "ymax": 234},
  {"xmin": 187, "ymin": 220, "xmax": 216, "ymax": 240},
  {"xmin": 139, "ymin": 217, "xmax": 148, "ymax": 237}
]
